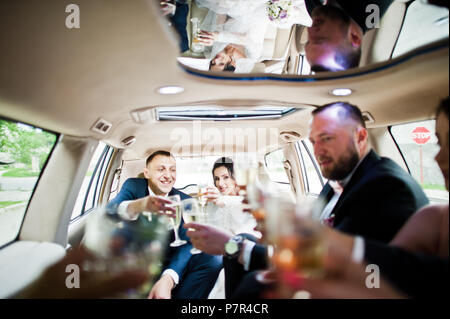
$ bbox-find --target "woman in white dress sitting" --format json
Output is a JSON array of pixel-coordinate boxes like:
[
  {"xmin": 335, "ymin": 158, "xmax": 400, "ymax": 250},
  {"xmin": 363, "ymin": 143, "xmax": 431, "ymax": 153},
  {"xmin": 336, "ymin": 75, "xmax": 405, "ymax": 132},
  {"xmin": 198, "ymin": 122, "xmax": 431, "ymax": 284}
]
[
  {"xmin": 203, "ymin": 157, "xmax": 260, "ymax": 298},
  {"xmin": 193, "ymin": 0, "xmax": 313, "ymax": 72},
  {"xmin": 204, "ymin": 157, "xmax": 259, "ymax": 237},
  {"xmin": 194, "ymin": 0, "xmax": 269, "ymax": 72}
]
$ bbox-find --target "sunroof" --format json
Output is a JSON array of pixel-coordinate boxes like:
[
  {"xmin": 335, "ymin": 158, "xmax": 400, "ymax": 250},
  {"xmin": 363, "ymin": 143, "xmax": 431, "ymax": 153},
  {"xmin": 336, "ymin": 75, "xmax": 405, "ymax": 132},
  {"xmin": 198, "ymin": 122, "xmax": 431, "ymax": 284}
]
[{"xmin": 155, "ymin": 106, "xmax": 299, "ymax": 121}]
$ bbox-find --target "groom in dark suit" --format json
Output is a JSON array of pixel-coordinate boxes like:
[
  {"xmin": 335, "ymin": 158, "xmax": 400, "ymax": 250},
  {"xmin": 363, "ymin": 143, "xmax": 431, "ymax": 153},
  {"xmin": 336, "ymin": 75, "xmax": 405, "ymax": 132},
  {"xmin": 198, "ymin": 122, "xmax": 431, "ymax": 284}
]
[
  {"xmin": 107, "ymin": 150, "xmax": 221, "ymax": 299},
  {"xmin": 309, "ymin": 102, "xmax": 429, "ymax": 241}
]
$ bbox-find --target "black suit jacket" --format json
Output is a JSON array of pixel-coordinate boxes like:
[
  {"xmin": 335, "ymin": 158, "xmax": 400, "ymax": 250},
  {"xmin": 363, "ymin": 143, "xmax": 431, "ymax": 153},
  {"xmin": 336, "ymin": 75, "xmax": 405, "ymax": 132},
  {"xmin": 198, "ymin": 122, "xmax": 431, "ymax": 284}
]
[
  {"xmin": 364, "ymin": 239, "xmax": 449, "ymax": 298},
  {"xmin": 318, "ymin": 150, "xmax": 429, "ymax": 243}
]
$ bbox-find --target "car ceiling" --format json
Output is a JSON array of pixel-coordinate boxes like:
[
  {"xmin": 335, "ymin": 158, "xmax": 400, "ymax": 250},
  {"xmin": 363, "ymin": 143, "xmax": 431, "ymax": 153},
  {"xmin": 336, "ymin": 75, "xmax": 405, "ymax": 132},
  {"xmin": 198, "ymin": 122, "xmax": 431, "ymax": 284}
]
[{"xmin": 0, "ymin": 0, "xmax": 448, "ymax": 160}]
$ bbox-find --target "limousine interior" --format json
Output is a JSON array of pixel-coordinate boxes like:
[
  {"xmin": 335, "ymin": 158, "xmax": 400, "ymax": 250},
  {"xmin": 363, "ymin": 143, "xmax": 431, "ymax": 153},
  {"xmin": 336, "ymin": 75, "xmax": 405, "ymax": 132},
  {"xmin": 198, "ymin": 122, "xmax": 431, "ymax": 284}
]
[{"xmin": 0, "ymin": 0, "xmax": 448, "ymax": 298}]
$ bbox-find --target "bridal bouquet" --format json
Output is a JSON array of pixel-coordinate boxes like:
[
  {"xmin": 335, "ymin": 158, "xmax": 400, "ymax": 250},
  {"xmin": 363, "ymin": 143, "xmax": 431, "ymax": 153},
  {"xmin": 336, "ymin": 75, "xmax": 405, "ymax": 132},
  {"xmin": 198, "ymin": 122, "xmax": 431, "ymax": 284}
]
[{"xmin": 266, "ymin": 0, "xmax": 294, "ymax": 24}]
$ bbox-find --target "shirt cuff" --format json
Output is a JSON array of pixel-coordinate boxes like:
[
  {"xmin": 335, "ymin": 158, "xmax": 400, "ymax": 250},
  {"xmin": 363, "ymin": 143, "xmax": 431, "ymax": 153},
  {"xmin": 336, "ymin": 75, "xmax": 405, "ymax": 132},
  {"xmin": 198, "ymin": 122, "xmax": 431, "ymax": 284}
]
[
  {"xmin": 117, "ymin": 201, "xmax": 139, "ymax": 221},
  {"xmin": 242, "ymin": 240, "xmax": 256, "ymax": 271},
  {"xmin": 162, "ymin": 269, "xmax": 179, "ymax": 286},
  {"xmin": 351, "ymin": 236, "xmax": 365, "ymax": 263}
]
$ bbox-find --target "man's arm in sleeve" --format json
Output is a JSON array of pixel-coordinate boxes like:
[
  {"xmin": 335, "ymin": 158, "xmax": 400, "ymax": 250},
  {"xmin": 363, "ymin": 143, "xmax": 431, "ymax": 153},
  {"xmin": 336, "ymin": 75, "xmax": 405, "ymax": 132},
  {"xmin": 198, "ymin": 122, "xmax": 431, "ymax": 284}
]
[
  {"xmin": 364, "ymin": 239, "xmax": 448, "ymax": 298},
  {"xmin": 106, "ymin": 179, "xmax": 139, "ymax": 212},
  {"xmin": 249, "ymin": 243, "xmax": 269, "ymax": 271},
  {"xmin": 163, "ymin": 240, "xmax": 193, "ymax": 284}
]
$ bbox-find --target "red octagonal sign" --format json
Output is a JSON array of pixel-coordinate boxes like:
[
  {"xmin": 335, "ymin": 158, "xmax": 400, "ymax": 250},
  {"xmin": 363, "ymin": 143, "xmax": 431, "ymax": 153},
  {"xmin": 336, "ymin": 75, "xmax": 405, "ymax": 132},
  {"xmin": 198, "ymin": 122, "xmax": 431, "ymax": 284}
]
[{"xmin": 412, "ymin": 127, "xmax": 431, "ymax": 145}]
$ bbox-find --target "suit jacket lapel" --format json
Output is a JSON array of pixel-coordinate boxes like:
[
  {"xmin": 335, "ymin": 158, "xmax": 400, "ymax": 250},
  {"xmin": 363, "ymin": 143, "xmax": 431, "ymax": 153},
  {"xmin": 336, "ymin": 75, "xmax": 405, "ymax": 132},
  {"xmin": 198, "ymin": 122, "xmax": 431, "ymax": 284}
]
[
  {"xmin": 314, "ymin": 183, "xmax": 335, "ymax": 220},
  {"xmin": 318, "ymin": 183, "xmax": 335, "ymax": 205}
]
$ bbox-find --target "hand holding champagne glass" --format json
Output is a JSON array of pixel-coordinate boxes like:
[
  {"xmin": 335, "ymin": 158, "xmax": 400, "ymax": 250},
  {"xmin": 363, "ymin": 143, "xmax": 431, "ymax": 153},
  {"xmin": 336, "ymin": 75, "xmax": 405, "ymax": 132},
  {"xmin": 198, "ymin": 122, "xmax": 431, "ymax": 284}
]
[
  {"xmin": 83, "ymin": 206, "xmax": 169, "ymax": 298},
  {"xmin": 160, "ymin": 0, "xmax": 176, "ymax": 16},
  {"xmin": 265, "ymin": 195, "xmax": 326, "ymax": 296}
]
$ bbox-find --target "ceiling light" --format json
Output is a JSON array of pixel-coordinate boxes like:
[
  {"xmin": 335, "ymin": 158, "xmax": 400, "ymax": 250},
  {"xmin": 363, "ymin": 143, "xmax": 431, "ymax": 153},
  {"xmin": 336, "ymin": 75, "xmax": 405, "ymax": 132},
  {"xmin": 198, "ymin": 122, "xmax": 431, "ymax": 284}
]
[
  {"xmin": 157, "ymin": 86, "xmax": 184, "ymax": 95},
  {"xmin": 330, "ymin": 88, "xmax": 353, "ymax": 96}
]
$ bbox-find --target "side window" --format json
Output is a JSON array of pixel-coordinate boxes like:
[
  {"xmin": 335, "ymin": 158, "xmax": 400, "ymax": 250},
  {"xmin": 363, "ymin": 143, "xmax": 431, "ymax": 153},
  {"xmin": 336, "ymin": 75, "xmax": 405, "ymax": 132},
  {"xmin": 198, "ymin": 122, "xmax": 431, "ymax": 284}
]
[
  {"xmin": 265, "ymin": 148, "xmax": 290, "ymax": 184},
  {"xmin": 71, "ymin": 142, "xmax": 113, "ymax": 221},
  {"xmin": 296, "ymin": 140, "xmax": 325, "ymax": 196},
  {"xmin": 0, "ymin": 118, "xmax": 58, "ymax": 247},
  {"xmin": 390, "ymin": 120, "xmax": 449, "ymax": 204}
]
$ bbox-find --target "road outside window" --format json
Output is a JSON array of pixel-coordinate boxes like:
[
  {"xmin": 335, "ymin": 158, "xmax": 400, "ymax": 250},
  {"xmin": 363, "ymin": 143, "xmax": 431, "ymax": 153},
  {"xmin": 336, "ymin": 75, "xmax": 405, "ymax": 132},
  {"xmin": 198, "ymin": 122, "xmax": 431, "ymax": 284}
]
[{"xmin": 0, "ymin": 119, "xmax": 57, "ymax": 247}]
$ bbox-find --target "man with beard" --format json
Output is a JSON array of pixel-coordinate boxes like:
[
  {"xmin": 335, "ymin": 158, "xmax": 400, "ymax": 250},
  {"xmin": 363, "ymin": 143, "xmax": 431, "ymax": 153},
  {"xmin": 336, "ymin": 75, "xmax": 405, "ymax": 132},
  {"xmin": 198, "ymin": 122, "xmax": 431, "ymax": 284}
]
[
  {"xmin": 304, "ymin": 0, "xmax": 394, "ymax": 71},
  {"xmin": 308, "ymin": 102, "xmax": 428, "ymax": 241},
  {"xmin": 184, "ymin": 102, "xmax": 429, "ymax": 298}
]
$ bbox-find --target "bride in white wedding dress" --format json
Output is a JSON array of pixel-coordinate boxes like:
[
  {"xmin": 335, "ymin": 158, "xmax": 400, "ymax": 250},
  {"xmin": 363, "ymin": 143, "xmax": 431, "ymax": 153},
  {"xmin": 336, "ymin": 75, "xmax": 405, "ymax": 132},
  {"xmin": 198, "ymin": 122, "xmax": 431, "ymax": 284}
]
[
  {"xmin": 194, "ymin": 0, "xmax": 312, "ymax": 72},
  {"xmin": 194, "ymin": 0, "xmax": 269, "ymax": 72}
]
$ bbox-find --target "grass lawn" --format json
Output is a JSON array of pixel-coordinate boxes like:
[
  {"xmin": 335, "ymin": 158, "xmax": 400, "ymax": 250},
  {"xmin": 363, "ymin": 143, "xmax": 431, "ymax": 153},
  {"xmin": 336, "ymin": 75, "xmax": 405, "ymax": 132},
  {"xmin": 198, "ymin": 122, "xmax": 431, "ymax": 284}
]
[
  {"xmin": 422, "ymin": 184, "xmax": 447, "ymax": 191},
  {"xmin": 2, "ymin": 168, "xmax": 40, "ymax": 177},
  {"xmin": 0, "ymin": 201, "xmax": 24, "ymax": 208}
]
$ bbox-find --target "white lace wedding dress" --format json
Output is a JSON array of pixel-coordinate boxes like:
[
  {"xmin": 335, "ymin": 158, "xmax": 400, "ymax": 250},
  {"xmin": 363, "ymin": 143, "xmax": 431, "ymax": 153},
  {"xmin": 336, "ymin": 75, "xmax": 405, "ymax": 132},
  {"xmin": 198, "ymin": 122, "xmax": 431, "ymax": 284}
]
[
  {"xmin": 207, "ymin": 196, "xmax": 260, "ymax": 237},
  {"xmin": 195, "ymin": 0, "xmax": 312, "ymax": 72},
  {"xmin": 205, "ymin": 195, "xmax": 261, "ymax": 298},
  {"xmin": 196, "ymin": 0, "xmax": 269, "ymax": 72}
]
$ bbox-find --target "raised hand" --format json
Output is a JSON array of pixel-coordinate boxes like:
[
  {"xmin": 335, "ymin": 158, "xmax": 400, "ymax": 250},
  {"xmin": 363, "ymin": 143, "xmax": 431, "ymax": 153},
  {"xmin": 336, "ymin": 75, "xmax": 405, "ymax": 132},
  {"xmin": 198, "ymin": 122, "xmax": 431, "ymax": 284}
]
[
  {"xmin": 195, "ymin": 30, "xmax": 219, "ymax": 46},
  {"xmin": 184, "ymin": 222, "xmax": 233, "ymax": 255},
  {"xmin": 140, "ymin": 195, "xmax": 176, "ymax": 218},
  {"xmin": 160, "ymin": 1, "xmax": 176, "ymax": 16}
]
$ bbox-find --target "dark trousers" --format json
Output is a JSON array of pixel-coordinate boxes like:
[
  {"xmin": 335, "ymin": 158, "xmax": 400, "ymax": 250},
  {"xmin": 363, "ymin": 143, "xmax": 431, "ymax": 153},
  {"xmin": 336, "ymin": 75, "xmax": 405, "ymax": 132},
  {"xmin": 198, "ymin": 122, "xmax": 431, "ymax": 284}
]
[
  {"xmin": 223, "ymin": 234, "xmax": 270, "ymax": 299},
  {"xmin": 172, "ymin": 253, "xmax": 222, "ymax": 299},
  {"xmin": 169, "ymin": 1, "xmax": 189, "ymax": 53}
]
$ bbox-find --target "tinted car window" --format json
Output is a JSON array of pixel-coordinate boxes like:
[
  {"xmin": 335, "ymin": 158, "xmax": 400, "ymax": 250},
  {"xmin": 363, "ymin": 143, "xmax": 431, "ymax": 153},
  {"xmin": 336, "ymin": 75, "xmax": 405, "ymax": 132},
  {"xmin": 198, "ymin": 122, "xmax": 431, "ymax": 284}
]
[{"xmin": 0, "ymin": 118, "xmax": 58, "ymax": 247}]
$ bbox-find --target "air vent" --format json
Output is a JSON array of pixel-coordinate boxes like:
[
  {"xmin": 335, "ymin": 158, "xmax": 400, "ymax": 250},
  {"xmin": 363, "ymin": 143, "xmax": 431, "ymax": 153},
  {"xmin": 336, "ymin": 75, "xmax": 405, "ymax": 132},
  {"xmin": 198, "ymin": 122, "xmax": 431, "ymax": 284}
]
[
  {"xmin": 279, "ymin": 131, "xmax": 301, "ymax": 143},
  {"xmin": 91, "ymin": 118, "xmax": 112, "ymax": 135},
  {"xmin": 121, "ymin": 136, "xmax": 136, "ymax": 147},
  {"xmin": 362, "ymin": 112, "xmax": 375, "ymax": 124}
]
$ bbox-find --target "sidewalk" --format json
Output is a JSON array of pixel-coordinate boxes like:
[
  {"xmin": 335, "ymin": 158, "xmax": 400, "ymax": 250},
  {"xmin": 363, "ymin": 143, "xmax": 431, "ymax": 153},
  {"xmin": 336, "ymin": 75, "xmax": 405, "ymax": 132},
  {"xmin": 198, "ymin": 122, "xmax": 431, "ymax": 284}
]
[{"xmin": 0, "ymin": 191, "xmax": 31, "ymax": 202}]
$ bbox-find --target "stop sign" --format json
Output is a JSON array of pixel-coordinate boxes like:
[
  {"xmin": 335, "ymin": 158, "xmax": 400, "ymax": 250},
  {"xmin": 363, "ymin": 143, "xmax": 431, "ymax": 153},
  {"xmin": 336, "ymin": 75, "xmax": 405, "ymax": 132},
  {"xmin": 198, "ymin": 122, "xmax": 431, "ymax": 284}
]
[{"xmin": 412, "ymin": 127, "xmax": 431, "ymax": 145}]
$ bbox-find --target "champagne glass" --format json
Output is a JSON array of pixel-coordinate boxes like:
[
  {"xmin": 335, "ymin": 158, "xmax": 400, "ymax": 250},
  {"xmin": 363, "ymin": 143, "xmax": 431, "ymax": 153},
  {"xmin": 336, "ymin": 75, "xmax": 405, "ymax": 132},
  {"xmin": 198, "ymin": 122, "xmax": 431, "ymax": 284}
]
[
  {"xmin": 83, "ymin": 205, "xmax": 169, "ymax": 298},
  {"xmin": 190, "ymin": 17, "xmax": 205, "ymax": 53},
  {"xmin": 234, "ymin": 154, "xmax": 258, "ymax": 196},
  {"xmin": 267, "ymin": 195, "xmax": 326, "ymax": 278},
  {"xmin": 292, "ymin": 197, "xmax": 327, "ymax": 278},
  {"xmin": 167, "ymin": 194, "xmax": 187, "ymax": 247},
  {"xmin": 181, "ymin": 198, "xmax": 204, "ymax": 255},
  {"xmin": 197, "ymin": 183, "xmax": 208, "ymax": 214}
]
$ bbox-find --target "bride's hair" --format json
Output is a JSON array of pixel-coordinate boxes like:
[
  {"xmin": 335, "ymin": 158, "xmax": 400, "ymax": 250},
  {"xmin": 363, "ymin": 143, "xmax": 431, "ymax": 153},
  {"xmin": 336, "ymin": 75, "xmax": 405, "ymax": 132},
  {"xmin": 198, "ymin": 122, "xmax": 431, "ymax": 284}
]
[
  {"xmin": 212, "ymin": 157, "xmax": 235, "ymax": 179},
  {"xmin": 224, "ymin": 64, "xmax": 235, "ymax": 72}
]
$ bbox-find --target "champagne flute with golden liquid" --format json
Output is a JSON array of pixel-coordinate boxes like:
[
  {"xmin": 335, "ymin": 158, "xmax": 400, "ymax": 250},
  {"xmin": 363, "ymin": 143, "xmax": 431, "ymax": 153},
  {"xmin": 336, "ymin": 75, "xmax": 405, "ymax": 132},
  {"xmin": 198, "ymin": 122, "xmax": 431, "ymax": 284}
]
[
  {"xmin": 269, "ymin": 196, "xmax": 327, "ymax": 281},
  {"xmin": 234, "ymin": 154, "xmax": 258, "ymax": 196},
  {"xmin": 167, "ymin": 195, "xmax": 187, "ymax": 247},
  {"xmin": 181, "ymin": 198, "xmax": 204, "ymax": 255}
]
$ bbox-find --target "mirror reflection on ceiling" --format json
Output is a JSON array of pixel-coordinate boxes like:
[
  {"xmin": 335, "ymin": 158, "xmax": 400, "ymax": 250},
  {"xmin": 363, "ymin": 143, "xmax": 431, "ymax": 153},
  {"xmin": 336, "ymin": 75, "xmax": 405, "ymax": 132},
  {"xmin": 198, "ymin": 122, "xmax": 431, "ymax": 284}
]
[{"xmin": 158, "ymin": 0, "xmax": 449, "ymax": 76}]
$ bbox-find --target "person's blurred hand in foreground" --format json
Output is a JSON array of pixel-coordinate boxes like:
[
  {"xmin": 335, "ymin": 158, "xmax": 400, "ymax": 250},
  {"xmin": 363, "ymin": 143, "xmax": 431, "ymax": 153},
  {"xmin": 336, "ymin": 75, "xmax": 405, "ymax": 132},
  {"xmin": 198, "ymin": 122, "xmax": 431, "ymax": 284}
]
[
  {"xmin": 16, "ymin": 246, "xmax": 149, "ymax": 298},
  {"xmin": 274, "ymin": 247, "xmax": 406, "ymax": 299},
  {"xmin": 184, "ymin": 222, "xmax": 233, "ymax": 255}
]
